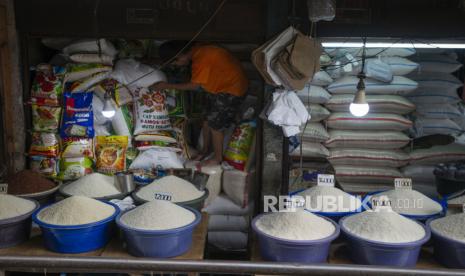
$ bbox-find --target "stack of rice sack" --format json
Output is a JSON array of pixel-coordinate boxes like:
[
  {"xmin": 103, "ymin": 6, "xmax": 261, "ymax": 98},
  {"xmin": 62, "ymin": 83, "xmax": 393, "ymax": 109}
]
[
  {"xmin": 202, "ymin": 117, "xmax": 257, "ymax": 252},
  {"xmin": 29, "ymin": 64, "xmax": 64, "ymax": 178},
  {"xmin": 108, "ymin": 59, "xmax": 186, "ymax": 184},
  {"xmin": 324, "ymin": 47, "xmax": 418, "ymax": 193},
  {"xmin": 289, "ymin": 71, "xmax": 333, "ymax": 160},
  {"xmin": 403, "ymin": 52, "xmax": 465, "ymax": 188}
]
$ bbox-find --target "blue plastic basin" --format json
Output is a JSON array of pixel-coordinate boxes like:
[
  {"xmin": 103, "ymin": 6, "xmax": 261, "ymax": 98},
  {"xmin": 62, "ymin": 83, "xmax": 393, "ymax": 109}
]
[
  {"xmin": 252, "ymin": 213, "xmax": 340, "ymax": 263},
  {"xmin": 0, "ymin": 199, "xmax": 39, "ymax": 248},
  {"xmin": 427, "ymin": 217, "xmax": 465, "ymax": 268},
  {"xmin": 32, "ymin": 201, "xmax": 119, "ymax": 253},
  {"xmin": 365, "ymin": 190, "xmax": 446, "ymax": 222},
  {"xmin": 339, "ymin": 215, "xmax": 430, "ymax": 267},
  {"xmin": 116, "ymin": 206, "xmax": 201, "ymax": 258}
]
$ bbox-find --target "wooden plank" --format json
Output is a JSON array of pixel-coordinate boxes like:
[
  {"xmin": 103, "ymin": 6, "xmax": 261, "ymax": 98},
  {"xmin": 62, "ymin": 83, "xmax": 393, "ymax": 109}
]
[{"xmin": 0, "ymin": 4, "xmax": 16, "ymax": 174}]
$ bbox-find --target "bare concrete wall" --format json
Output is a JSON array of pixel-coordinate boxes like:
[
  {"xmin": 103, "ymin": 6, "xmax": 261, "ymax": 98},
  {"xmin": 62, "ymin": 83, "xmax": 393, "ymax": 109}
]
[{"xmin": 0, "ymin": 0, "xmax": 25, "ymax": 172}]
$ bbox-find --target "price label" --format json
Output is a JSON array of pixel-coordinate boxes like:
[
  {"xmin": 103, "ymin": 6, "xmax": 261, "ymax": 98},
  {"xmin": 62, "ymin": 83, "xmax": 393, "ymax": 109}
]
[
  {"xmin": 0, "ymin": 184, "xmax": 7, "ymax": 194},
  {"xmin": 154, "ymin": 193, "xmax": 172, "ymax": 201},
  {"xmin": 317, "ymin": 174, "xmax": 335, "ymax": 187},
  {"xmin": 371, "ymin": 196, "xmax": 392, "ymax": 212},
  {"xmin": 394, "ymin": 178, "xmax": 412, "ymax": 190}
]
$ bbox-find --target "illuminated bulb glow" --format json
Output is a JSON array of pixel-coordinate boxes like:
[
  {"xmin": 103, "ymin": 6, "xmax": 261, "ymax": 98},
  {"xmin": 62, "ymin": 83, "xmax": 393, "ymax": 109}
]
[
  {"xmin": 350, "ymin": 103, "xmax": 369, "ymax": 117},
  {"xmin": 102, "ymin": 95, "xmax": 116, "ymax": 119},
  {"xmin": 322, "ymin": 42, "xmax": 465, "ymax": 49},
  {"xmin": 102, "ymin": 110, "xmax": 116, "ymax": 118}
]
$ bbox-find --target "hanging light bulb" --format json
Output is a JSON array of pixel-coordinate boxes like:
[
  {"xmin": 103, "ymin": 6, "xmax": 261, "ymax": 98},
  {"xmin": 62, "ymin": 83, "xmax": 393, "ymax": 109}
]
[
  {"xmin": 350, "ymin": 77, "xmax": 369, "ymax": 117},
  {"xmin": 350, "ymin": 37, "xmax": 369, "ymax": 117},
  {"xmin": 101, "ymin": 91, "xmax": 116, "ymax": 119}
]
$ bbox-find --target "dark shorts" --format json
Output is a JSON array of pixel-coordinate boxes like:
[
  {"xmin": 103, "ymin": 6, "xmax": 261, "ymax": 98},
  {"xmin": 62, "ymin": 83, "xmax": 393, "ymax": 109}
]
[{"xmin": 203, "ymin": 92, "xmax": 244, "ymax": 131}]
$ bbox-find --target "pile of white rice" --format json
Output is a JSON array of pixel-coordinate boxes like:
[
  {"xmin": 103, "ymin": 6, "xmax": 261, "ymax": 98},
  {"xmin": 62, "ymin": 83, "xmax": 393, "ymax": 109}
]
[
  {"xmin": 374, "ymin": 189, "xmax": 442, "ymax": 216},
  {"xmin": 0, "ymin": 194, "xmax": 36, "ymax": 220},
  {"xmin": 120, "ymin": 200, "xmax": 196, "ymax": 230},
  {"xmin": 135, "ymin": 175, "xmax": 205, "ymax": 203},
  {"xmin": 63, "ymin": 173, "xmax": 121, "ymax": 198},
  {"xmin": 37, "ymin": 196, "xmax": 115, "ymax": 225},
  {"xmin": 296, "ymin": 186, "xmax": 362, "ymax": 212}
]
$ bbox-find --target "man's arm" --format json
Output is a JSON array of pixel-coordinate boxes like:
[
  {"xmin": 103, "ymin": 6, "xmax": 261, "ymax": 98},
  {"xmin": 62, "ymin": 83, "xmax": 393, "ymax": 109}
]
[{"xmin": 150, "ymin": 81, "xmax": 200, "ymax": 91}]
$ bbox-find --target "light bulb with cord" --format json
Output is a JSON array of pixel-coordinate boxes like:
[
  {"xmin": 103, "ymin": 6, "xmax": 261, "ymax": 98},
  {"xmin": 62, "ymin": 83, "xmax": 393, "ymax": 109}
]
[
  {"xmin": 350, "ymin": 76, "xmax": 369, "ymax": 117},
  {"xmin": 349, "ymin": 37, "xmax": 369, "ymax": 117},
  {"xmin": 101, "ymin": 91, "xmax": 116, "ymax": 119}
]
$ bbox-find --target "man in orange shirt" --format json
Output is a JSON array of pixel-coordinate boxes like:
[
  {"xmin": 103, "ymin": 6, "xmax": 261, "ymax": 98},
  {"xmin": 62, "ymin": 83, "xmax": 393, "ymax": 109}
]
[{"xmin": 151, "ymin": 41, "xmax": 248, "ymax": 166}]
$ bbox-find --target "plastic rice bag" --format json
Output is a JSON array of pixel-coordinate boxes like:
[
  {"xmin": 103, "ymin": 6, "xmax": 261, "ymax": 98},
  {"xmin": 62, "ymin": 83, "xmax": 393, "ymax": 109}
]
[
  {"xmin": 70, "ymin": 71, "xmax": 111, "ymax": 92},
  {"xmin": 29, "ymin": 132, "xmax": 60, "ymax": 157},
  {"xmin": 95, "ymin": 136, "xmax": 129, "ymax": 175},
  {"xmin": 224, "ymin": 121, "xmax": 257, "ymax": 171},
  {"xmin": 30, "ymin": 64, "xmax": 65, "ymax": 106},
  {"xmin": 65, "ymin": 63, "xmax": 112, "ymax": 82},
  {"xmin": 58, "ymin": 157, "xmax": 93, "ymax": 180},
  {"xmin": 61, "ymin": 138, "xmax": 94, "ymax": 159},
  {"xmin": 129, "ymin": 148, "xmax": 183, "ymax": 170},
  {"xmin": 133, "ymin": 87, "xmax": 171, "ymax": 135},
  {"xmin": 61, "ymin": 91, "xmax": 94, "ymax": 138},
  {"xmin": 29, "ymin": 156, "xmax": 59, "ymax": 178},
  {"xmin": 32, "ymin": 104, "xmax": 61, "ymax": 132}
]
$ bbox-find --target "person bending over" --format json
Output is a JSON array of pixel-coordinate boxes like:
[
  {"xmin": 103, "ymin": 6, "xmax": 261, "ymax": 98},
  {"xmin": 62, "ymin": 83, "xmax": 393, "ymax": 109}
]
[{"xmin": 151, "ymin": 40, "xmax": 248, "ymax": 166}]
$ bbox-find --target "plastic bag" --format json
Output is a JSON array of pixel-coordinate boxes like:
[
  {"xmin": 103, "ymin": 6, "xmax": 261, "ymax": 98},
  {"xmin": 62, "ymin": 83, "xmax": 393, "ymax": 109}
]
[
  {"xmin": 224, "ymin": 121, "xmax": 257, "ymax": 171},
  {"xmin": 62, "ymin": 137, "xmax": 94, "ymax": 158},
  {"xmin": 32, "ymin": 104, "xmax": 61, "ymax": 132},
  {"xmin": 133, "ymin": 87, "xmax": 171, "ymax": 135},
  {"xmin": 30, "ymin": 156, "xmax": 59, "ymax": 178},
  {"xmin": 95, "ymin": 136, "xmax": 129, "ymax": 174},
  {"xmin": 134, "ymin": 141, "xmax": 181, "ymax": 151},
  {"xmin": 69, "ymin": 53, "xmax": 113, "ymax": 65},
  {"xmin": 63, "ymin": 39, "xmax": 118, "ymax": 57},
  {"xmin": 61, "ymin": 91, "xmax": 94, "ymax": 138},
  {"xmin": 134, "ymin": 131, "xmax": 177, "ymax": 143},
  {"xmin": 29, "ymin": 132, "xmax": 60, "ymax": 157},
  {"xmin": 65, "ymin": 63, "xmax": 112, "ymax": 82},
  {"xmin": 307, "ymin": 0, "xmax": 336, "ymax": 22},
  {"xmin": 110, "ymin": 59, "xmax": 166, "ymax": 88},
  {"xmin": 58, "ymin": 157, "xmax": 93, "ymax": 180},
  {"xmin": 70, "ymin": 71, "xmax": 111, "ymax": 92},
  {"xmin": 30, "ymin": 64, "xmax": 65, "ymax": 106},
  {"xmin": 165, "ymin": 89, "xmax": 185, "ymax": 116},
  {"xmin": 129, "ymin": 148, "xmax": 183, "ymax": 170}
]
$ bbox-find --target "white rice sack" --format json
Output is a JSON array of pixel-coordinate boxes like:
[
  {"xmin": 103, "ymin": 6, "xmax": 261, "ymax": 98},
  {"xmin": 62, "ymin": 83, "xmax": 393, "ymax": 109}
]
[
  {"xmin": 133, "ymin": 87, "xmax": 171, "ymax": 135},
  {"xmin": 202, "ymin": 194, "xmax": 254, "ymax": 216},
  {"xmin": 328, "ymin": 148, "xmax": 409, "ymax": 167},
  {"xmin": 111, "ymin": 101, "xmax": 133, "ymax": 138},
  {"xmin": 94, "ymin": 124, "xmax": 111, "ymax": 136},
  {"xmin": 412, "ymin": 118, "xmax": 461, "ymax": 137},
  {"xmin": 408, "ymin": 72, "xmax": 463, "ymax": 91},
  {"xmin": 346, "ymin": 59, "xmax": 393, "ymax": 83},
  {"xmin": 63, "ymin": 39, "xmax": 118, "ymax": 57},
  {"xmin": 92, "ymin": 95, "xmax": 107, "ymax": 125},
  {"xmin": 307, "ymin": 104, "xmax": 330, "ymax": 122},
  {"xmin": 406, "ymin": 87, "xmax": 461, "ymax": 105},
  {"xmin": 129, "ymin": 148, "xmax": 183, "ymax": 170},
  {"xmin": 408, "ymin": 144, "xmax": 465, "ymax": 165},
  {"xmin": 310, "ymin": 71, "xmax": 333, "ymax": 86},
  {"xmin": 69, "ymin": 53, "xmax": 113, "ymax": 65},
  {"xmin": 111, "ymin": 59, "xmax": 167, "ymax": 88},
  {"xmin": 325, "ymin": 47, "xmax": 416, "ymax": 58},
  {"xmin": 411, "ymin": 54, "xmax": 463, "ymax": 74},
  {"xmin": 208, "ymin": 231, "xmax": 248, "ymax": 251},
  {"xmin": 327, "ymin": 112, "xmax": 412, "ymax": 131},
  {"xmin": 415, "ymin": 104, "xmax": 461, "ymax": 120},
  {"xmin": 290, "ymin": 142, "xmax": 329, "ymax": 158},
  {"xmin": 185, "ymin": 161, "xmax": 223, "ymax": 207},
  {"xmin": 401, "ymin": 165, "xmax": 436, "ymax": 184},
  {"xmin": 379, "ymin": 56, "xmax": 419, "ymax": 76},
  {"xmin": 71, "ymin": 71, "xmax": 111, "ymax": 93},
  {"xmin": 222, "ymin": 169, "xmax": 255, "ymax": 208},
  {"xmin": 325, "ymin": 94, "xmax": 415, "ymax": 115},
  {"xmin": 300, "ymin": 123, "xmax": 330, "ymax": 142},
  {"xmin": 334, "ymin": 165, "xmax": 402, "ymax": 185},
  {"xmin": 325, "ymin": 130, "xmax": 410, "ymax": 149},
  {"xmin": 208, "ymin": 215, "xmax": 249, "ymax": 232},
  {"xmin": 296, "ymin": 85, "xmax": 331, "ymax": 104},
  {"xmin": 327, "ymin": 76, "xmax": 418, "ymax": 95}
]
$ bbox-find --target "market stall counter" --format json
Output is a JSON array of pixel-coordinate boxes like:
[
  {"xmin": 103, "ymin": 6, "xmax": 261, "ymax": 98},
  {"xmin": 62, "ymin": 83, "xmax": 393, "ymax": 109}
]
[{"xmin": 0, "ymin": 213, "xmax": 208, "ymax": 276}]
